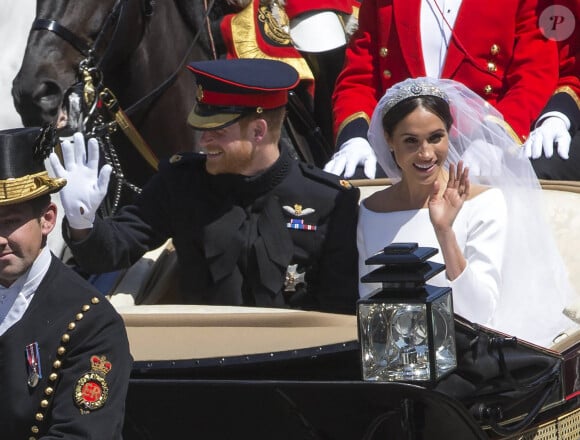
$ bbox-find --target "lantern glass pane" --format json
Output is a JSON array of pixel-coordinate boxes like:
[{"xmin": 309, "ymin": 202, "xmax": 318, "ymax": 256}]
[
  {"xmin": 431, "ymin": 292, "xmax": 457, "ymax": 378},
  {"xmin": 359, "ymin": 303, "xmax": 431, "ymax": 381}
]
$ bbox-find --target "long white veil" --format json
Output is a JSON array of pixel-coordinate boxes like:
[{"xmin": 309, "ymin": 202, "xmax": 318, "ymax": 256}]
[{"xmin": 368, "ymin": 78, "xmax": 577, "ymax": 343}]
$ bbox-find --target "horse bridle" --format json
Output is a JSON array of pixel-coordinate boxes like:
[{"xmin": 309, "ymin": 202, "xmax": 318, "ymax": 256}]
[
  {"xmin": 31, "ymin": 0, "xmax": 137, "ymax": 67},
  {"xmin": 29, "ymin": 0, "xmax": 217, "ymax": 213},
  {"xmin": 30, "ymin": 0, "xmax": 146, "ymax": 139},
  {"xmin": 30, "ymin": 0, "xmax": 216, "ymax": 124}
]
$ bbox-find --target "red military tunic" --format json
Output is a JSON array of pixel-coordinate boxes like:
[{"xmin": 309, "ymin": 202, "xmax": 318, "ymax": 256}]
[
  {"xmin": 333, "ymin": 0, "xmax": 559, "ymax": 145},
  {"xmin": 284, "ymin": 0, "xmax": 355, "ymax": 18}
]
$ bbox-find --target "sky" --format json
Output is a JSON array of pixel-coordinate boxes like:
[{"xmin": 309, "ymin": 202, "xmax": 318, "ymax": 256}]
[{"xmin": 0, "ymin": 3, "xmax": 35, "ymax": 129}]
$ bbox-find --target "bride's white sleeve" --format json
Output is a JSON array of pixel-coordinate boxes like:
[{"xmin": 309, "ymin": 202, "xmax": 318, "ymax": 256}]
[
  {"xmin": 450, "ymin": 189, "xmax": 508, "ymax": 326},
  {"xmin": 357, "ymin": 220, "xmax": 380, "ymax": 298}
]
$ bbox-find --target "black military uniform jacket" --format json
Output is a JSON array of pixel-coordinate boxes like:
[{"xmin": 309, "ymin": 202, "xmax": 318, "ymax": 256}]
[
  {"xmin": 66, "ymin": 147, "xmax": 360, "ymax": 314},
  {"xmin": 0, "ymin": 255, "xmax": 132, "ymax": 439}
]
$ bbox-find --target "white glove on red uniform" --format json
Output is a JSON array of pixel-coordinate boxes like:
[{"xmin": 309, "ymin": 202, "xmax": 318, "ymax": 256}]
[
  {"xmin": 323, "ymin": 137, "xmax": 377, "ymax": 179},
  {"xmin": 48, "ymin": 132, "xmax": 112, "ymax": 230},
  {"xmin": 523, "ymin": 116, "xmax": 571, "ymax": 160}
]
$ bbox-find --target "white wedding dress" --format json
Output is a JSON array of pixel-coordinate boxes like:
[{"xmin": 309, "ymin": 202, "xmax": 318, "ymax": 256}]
[{"xmin": 357, "ymin": 187, "xmax": 574, "ymax": 348}]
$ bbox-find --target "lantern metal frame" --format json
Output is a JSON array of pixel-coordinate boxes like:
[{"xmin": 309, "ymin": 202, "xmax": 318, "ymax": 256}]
[{"xmin": 357, "ymin": 243, "xmax": 457, "ymax": 385}]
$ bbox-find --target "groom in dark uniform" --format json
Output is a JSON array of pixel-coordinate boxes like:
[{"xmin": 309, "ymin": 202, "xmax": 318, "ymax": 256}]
[
  {"xmin": 0, "ymin": 127, "xmax": 132, "ymax": 439},
  {"xmin": 53, "ymin": 58, "xmax": 360, "ymax": 314}
]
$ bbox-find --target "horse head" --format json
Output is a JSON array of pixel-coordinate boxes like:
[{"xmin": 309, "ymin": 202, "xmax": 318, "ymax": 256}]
[
  {"xmin": 12, "ymin": 0, "xmax": 147, "ymax": 127},
  {"xmin": 13, "ymin": 0, "xmax": 214, "ymax": 187}
]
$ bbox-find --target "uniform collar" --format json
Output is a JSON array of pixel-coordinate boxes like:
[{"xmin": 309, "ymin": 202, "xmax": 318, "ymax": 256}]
[
  {"xmin": 209, "ymin": 145, "xmax": 293, "ymax": 201},
  {"xmin": 0, "ymin": 246, "xmax": 52, "ymax": 300}
]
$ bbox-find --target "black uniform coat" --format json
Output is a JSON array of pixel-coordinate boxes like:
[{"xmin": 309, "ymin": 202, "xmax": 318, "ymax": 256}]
[
  {"xmin": 66, "ymin": 147, "xmax": 360, "ymax": 314},
  {"xmin": 0, "ymin": 255, "xmax": 132, "ymax": 439},
  {"xmin": 532, "ymin": 91, "xmax": 580, "ymax": 180}
]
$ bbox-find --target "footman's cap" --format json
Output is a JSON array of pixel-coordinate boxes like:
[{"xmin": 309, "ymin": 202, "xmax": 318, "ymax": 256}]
[
  {"xmin": 0, "ymin": 126, "xmax": 66, "ymax": 206},
  {"xmin": 187, "ymin": 59, "xmax": 300, "ymax": 130}
]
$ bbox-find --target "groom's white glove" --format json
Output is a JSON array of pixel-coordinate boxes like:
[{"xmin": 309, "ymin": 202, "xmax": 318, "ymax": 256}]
[
  {"xmin": 523, "ymin": 116, "xmax": 571, "ymax": 160},
  {"xmin": 49, "ymin": 132, "xmax": 112, "ymax": 230},
  {"xmin": 323, "ymin": 137, "xmax": 377, "ymax": 179}
]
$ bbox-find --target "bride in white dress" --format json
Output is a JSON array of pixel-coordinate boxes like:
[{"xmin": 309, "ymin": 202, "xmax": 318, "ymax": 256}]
[{"xmin": 358, "ymin": 77, "xmax": 577, "ymax": 348}]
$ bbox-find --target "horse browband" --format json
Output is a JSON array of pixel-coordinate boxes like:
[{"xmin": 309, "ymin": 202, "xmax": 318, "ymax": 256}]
[{"xmin": 30, "ymin": 0, "xmax": 128, "ymax": 59}]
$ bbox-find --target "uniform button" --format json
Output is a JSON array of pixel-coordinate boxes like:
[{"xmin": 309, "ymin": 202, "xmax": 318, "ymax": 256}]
[
  {"xmin": 29, "ymin": 437, "xmax": 36, "ymax": 440},
  {"xmin": 31, "ymin": 426, "xmax": 39, "ymax": 434},
  {"xmin": 81, "ymin": 304, "xmax": 90, "ymax": 312},
  {"xmin": 35, "ymin": 413, "xmax": 44, "ymax": 421},
  {"xmin": 484, "ymin": 85, "xmax": 493, "ymax": 95},
  {"xmin": 61, "ymin": 334, "xmax": 70, "ymax": 343},
  {"xmin": 91, "ymin": 297, "xmax": 100, "ymax": 304},
  {"xmin": 487, "ymin": 62, "xmax": 497, "ymax": 72},
  {"xmin": 379, "ymin": 47, "xmax": 388, "ymax": 57},
  {"xmin": 68, "ymin": 322, "xmax": 76, "ymax": 330},
  {"xmin": 57, "ymin": 346, "xmax": 66, "ymax": 356},
  {"xmin": 40, "ymin": 399, "xmax": 49, "ymax": 408},
  {"xmin": 44, "ymin": 387, "xmax": 54, "ymax": 396},
  {"xmin": 49, "ymin": 373, "xmax": 58, "ymax": 381},
  {"xmin": 53, "ymin": 360, "xmax": 62, "ymax": 369},
  {"xmin": 490, "ymin": 44, "xmax": 500, "ymax": 56},
  {"xmin": 383, "ymin": 70, "xmax": 392, "ymax": 79}
]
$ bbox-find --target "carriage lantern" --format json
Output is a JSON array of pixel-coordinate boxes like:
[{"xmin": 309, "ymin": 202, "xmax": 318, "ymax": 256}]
[{"xmin": 357, "ymin": 243, "xmax": 457, "ymax": 384}]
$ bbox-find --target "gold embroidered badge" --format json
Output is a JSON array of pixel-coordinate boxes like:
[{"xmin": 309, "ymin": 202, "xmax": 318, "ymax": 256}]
[
  {"xmin": 74, "ymin": 355, "xmax": 112, "ymax": 413},
  {"xmin": 257, "ymin": 4, "xmax": 292, "ymax": 46}
]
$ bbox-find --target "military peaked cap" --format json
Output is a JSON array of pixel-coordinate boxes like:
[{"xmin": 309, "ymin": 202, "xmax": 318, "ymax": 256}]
[{"xmin": 187, "ymin": 58, "xmax": 300, "ymax": 130}]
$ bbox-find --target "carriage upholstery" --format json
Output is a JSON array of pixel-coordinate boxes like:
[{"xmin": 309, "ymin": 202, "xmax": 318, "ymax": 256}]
[{"xmin": 110, "ymin": 179, "xmax": 580, "ymax": 360}]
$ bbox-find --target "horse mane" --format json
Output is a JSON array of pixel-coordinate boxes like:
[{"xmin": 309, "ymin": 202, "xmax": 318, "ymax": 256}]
[{"xmin": 174, "ymin": 0, "xmax": 229, "ymax": 58}]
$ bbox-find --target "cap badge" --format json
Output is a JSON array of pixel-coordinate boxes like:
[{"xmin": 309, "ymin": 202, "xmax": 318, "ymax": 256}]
[
  {"xmin": 169, "ymin": 154, "xmax": 182, "ymax": 164},
  {"xmin": 283, "ymin": 204, "xmax": 314, "ymax": 217},
  {"xmin": 74, "ymin": 355, "xmax": 112, "ymax": 414},
  {"xmin": 196, "ymin": 84, "xmax": 204, "ymax": 102}
]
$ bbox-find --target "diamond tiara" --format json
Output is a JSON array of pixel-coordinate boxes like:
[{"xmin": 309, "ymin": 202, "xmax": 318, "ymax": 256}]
[{"xmin": 381, "ymin": 81, "xmax": 449, "ymax": 117}]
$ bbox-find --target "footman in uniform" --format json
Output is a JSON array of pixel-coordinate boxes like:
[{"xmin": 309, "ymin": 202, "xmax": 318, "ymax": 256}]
[
  {"xmin": 0, "ymin": 127, "xmax": 132, "ymax": 439},
  {"xmin": 526, "ymin": 0, "xmax": 580, "ymax": 180},
  {"xmin": 52, "ymin": 59, "xmax": 360, "ymax": 314}
]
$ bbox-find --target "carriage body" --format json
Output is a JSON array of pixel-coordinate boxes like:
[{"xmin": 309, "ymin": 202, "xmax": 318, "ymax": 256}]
[
  {"xmin": 110, "ymin": 180, "xmax": 580, "ymax": 440},
  {"xmin": 118, "ymin": 304, "xmax": 580, "ymax": 440}
]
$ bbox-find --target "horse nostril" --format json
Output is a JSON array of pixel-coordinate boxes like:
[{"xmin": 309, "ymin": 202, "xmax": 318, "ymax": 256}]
[
  {"xmin": 14, "ymin": 80, "xmax": 64, "ymax": 126},
  {"xmin": 33, "ymin": 81, "xmax": 63, "ymax": 114}
]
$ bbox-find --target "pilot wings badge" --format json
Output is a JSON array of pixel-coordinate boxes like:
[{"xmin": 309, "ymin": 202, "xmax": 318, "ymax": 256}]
[
  {"xmin": 282, "ymin": 204, "xmax": 315, "ymax": 217},
  {"xmin": 283, "ymin": 204, "xmax": 317, "ymax": 231}
]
